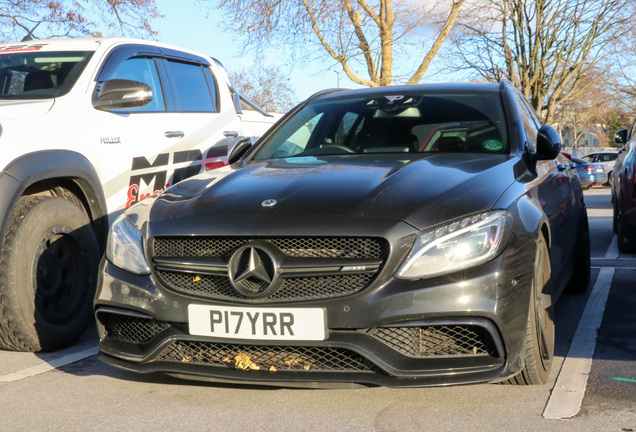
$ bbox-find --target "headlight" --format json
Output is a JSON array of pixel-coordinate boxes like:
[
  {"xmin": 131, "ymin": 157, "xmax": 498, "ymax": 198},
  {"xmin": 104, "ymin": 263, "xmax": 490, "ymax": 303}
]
[
  {"xmin": 396, "ymin": 211, "xmax": 512, "ymax": 279},
  {"xmin": 105, "ymin": 213, "xmax": 150, "ymax": 275}
]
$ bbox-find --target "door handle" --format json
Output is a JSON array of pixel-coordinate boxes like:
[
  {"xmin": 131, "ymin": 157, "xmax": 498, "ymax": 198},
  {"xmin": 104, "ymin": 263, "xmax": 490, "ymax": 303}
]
[
  {"xmin": 224, "ymin": 131, "xmax": 239, "ymax": 138},
  {"xmin": 164, "ymin": 131, "xmax": 185, "ymax": 138}
]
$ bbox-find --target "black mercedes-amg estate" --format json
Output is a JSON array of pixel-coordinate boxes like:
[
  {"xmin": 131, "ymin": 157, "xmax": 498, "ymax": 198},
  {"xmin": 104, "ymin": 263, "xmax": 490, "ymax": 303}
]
[{"xmin": 95, "ymin": 81, "xmax": 590, "ymax": 387}]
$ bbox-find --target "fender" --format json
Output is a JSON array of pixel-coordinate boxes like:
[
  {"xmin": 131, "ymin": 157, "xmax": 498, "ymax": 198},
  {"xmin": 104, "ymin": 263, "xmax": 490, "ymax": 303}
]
[
  {"xmin": 0, "ymin": 150, "xmax": 108, "ymax": 250},
  {"xmin": 513, "ymin": 193, "xmax": 551, "ymax": 246}
]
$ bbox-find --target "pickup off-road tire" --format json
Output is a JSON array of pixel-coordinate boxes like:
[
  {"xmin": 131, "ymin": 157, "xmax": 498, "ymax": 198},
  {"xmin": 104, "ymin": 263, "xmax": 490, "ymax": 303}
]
[
  {"xmin": 507, "ymin": 236, "xmax": 554, "ymax": 385},
  {"xmin": 0, "ymin": 196, "xmax": 99, "ymax": 352}
]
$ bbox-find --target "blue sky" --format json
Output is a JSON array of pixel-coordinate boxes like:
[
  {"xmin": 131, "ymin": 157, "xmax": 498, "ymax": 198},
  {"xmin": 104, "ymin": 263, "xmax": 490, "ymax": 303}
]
[{"xmin": 151, "ymin": 0, "xmax": 341, "ymax": 102}]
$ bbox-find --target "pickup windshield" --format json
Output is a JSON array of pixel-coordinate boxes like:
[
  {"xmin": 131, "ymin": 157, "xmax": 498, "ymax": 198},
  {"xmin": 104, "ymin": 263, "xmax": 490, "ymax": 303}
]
[{"xmin": 0, "ymin": 51, "xmax": 93, "ymax": 99}]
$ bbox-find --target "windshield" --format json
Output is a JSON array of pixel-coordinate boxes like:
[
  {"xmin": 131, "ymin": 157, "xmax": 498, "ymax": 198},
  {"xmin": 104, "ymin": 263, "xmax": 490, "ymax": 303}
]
[
  {"xmin": 253, "ymin": 90, "xmax": 509, "ymax": 160},
  {"xmin": 0, "ymin": 51, "xmax": 93, "ymax": 99}
]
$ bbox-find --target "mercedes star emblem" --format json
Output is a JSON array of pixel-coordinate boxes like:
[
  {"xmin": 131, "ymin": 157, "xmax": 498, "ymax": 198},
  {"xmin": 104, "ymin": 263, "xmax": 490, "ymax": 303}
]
[
  {"xmin": 261, "ymin": 199, "xmax": 277, "ymax": 207},
  {"xmin": 228, "ymin": 244, "xmax": 282, "ymax": 298}
]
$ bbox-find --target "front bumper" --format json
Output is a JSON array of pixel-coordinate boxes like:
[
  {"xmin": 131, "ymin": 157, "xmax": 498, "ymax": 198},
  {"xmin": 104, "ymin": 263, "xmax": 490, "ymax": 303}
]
[{"xmin": 95, "ymin": 231, "xmax": 535, "ymax": 387}]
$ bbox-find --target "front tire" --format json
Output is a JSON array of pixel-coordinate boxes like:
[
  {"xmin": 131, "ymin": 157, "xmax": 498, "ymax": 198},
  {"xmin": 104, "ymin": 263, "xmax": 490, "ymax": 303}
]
[
  {"xmin": 0, "ymin": 196, "xmax": 100, "ymax": 351},
  {"xmin": 507, "ymin": 236, "xmax": 554, "ymax": 385}
]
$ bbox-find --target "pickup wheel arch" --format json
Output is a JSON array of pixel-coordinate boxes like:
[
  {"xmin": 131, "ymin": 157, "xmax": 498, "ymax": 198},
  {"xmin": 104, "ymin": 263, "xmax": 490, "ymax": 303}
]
[
  {"xmin": 0, "ymin": 150, "xmax": 108, "ymax": 250},
  {"xmin": 0, "ymin": 150, "xmax": 108, "ymax": 351}
]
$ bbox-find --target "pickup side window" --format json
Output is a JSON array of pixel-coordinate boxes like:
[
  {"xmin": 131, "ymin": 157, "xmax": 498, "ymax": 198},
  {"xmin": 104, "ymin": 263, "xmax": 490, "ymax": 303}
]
[
  {"xmin": 109, "ymin": 57, "xmax": 166, "ymax": 112},
  {"xmin": 167, "ymin": 60, "xmax": 216, "ymax": 112}
]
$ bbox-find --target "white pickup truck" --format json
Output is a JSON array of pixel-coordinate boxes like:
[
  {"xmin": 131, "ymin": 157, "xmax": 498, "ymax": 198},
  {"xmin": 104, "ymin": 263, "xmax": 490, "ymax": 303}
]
[{"xmin": 0, "ymin": 37, "xmax": 277, "ymax": 352}]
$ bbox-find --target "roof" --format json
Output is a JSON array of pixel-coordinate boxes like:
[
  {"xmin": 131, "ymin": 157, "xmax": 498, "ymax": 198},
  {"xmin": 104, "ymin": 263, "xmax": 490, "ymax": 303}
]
[
  {"xmin": 0, "ymin": 37, "xmax": 210, "ymax": 59},
  {"xmin": 309, "ymin": 82, "xmax": 504, "ymax": 104}
]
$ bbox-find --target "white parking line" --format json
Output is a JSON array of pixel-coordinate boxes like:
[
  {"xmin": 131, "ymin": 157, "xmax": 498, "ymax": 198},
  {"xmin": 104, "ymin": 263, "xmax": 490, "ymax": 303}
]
[
  {"xmin": 543, "ymin": 267, "xmax": 614, "ymax": 419},
  {"xmin": 0, "ymin": 345, "xmax": 98, "ymax": 383},
  {"xmin": 604, "ymin": 235, "xmax": 618, "ymax": 260}
]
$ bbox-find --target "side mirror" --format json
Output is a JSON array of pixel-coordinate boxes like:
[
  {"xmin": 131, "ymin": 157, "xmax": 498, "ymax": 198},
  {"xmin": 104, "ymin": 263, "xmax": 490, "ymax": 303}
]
[
  {"xmin": 227, "ymin": 137, "xmax": 253, "ymax": 164},
  {"xmin": 93, "ymin": 79, "xmax": 153, "ymax": 110},
  {"xmin": 535, "ymin": 124, "xmax": 562, "ymax": 161},
  {"xmin": 615, "ymin": 128, "xmax": 628, "ymax": 144}
]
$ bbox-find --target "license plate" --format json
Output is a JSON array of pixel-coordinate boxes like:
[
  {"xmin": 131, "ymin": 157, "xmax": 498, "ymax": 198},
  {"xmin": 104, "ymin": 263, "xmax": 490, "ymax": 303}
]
[
  {"xmin": 188, "ymin": 304, "xmax": 327, "ymax": 341},
  {"xmin": 596, "ymin": 168, "xmax": 604, "ymax": 173}
]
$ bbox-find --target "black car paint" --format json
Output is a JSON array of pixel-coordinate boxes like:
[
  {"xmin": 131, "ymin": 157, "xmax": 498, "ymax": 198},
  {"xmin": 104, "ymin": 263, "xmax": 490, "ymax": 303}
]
[{"xmin": 95, "ymin": 82, "xmax": 585, "ymax": 386}]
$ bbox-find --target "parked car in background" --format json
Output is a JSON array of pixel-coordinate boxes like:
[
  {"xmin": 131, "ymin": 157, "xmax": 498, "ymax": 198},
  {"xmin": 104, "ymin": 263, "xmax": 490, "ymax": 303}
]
[
  {"xmin": 581, "ymin": 151, "xmax": 619, "ymax": 184},
  {"xmin": 612, "ymin": 128, "xmax": 636, "ymax": 252},
  {"xmin": 95, "ymin": 80, "xmax": 590, "ymax": 387},
  {"xmin": 0, "ymin": 37, "xmax": 277, "ymax": 353},
  {"xmin": 571, "ymin": 156, "xmax": 607, "ymax": 189}
]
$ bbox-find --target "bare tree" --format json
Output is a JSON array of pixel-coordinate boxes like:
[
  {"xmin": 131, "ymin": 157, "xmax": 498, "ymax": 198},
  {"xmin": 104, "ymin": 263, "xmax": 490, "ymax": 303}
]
[
  {"xmin": 229, "ymin": 62, "xmax": 299, "ymax": 113},
  {"xmin": 453, "ymin": 0, "xmax": 636, "ymax": 124},
  {"xmin": 552, "ymin": 69, "xmax": 636, "ymax": 147},
  {"xmin": 0, "ymin": 0, "xmax": 160, "ymax": 41},
  {"xmin": 208, "ymin": 0, "xmax": 465, "ymax": 87}
]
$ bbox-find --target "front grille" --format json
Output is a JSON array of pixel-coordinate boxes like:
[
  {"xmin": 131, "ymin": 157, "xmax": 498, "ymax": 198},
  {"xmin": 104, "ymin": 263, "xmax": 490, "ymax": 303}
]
[
  {"xmin": 369, "ymin": 325, "xmax": 498, "ymax": 358},
  {"xmin": 154, "ymin": 341, "xmax": 379, "ymax": 373},
  {"xmin": 157, "ymin": 271, "xmax": 375, "ymax": 303},
  {"xmin": 101, "ymin": 314, "xmax": 171, "ymax": 345},
  {"xmin": 152, "ymin": 237, "xmax": 385, "ymax": 259},
  {"xmin": 150, "ymin": 236, "xmax": 388, "ymax": 303}
]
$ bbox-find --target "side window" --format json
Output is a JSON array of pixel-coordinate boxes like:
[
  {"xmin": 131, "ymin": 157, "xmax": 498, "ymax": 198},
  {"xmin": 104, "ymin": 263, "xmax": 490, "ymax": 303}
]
[
  {"xmin": 109, "ymin": 57, "xmax": 165, "ymax": 112},
  {"xmin": 335, "ymin": 112, "xmax": 363, "ymax": 146},
  {"xmin": 203, "ymin": 67, "xmax": 219, "ymax": 111},
  {"xmin": 597, "ymin": 153, "xmax": 616, "ymax": 162},
  {"xmin": 167, "ymin": 60, "xmax": 216, "ymax": 112},
  {"xmin": 514, "ymin": 92, "xmax": 539, "ymax": 151}
]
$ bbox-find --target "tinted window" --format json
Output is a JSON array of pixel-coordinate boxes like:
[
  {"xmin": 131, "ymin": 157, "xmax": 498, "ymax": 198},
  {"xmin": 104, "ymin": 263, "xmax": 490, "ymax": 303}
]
[
  {"xmin": 168, "ymin": 60, "xmax": 215, "ymax": 112},
  {"xmin": 110, "ymin": 57, "xmax": 165, "ymax": 112},
  {"xmin": 253, "ymin": 91, "xmax": 508, "ymax": 160},
  {"xmin": 0, "ymin": 51, "xmax": 92, "ymax": 99},
  {"xmin": 599, "ymin": 153, "xmax": 617, "ymax": 162}
]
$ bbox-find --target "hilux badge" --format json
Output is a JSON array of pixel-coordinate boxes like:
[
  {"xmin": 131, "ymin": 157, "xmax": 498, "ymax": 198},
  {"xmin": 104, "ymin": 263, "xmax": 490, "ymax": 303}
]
[{"xmin": 261, "ymin": 199, "xmax": 277, "ymax": 207}]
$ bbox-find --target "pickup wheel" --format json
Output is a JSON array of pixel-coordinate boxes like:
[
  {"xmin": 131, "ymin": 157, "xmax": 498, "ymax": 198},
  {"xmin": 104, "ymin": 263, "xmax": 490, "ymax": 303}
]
[
  {"xmin": 0, "ymin": 196, "xmax": 99, "ymax": 352},
  {"xmin": 507, "ymin": 236, "xmax": 554, "ymax": 385}
]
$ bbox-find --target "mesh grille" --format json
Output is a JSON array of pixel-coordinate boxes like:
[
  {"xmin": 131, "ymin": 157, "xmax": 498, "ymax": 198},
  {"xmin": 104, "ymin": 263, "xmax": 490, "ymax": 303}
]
[
  {"xmin": 151, "ymin": 236, "xmax": 387, "ymax": 303},
  {"xmin": 102, "ymin": 314, "xmax": 171, "ymax": 344},
  {"xmin": 152, "ymin": 237, "xmax": 385, "ymax": 259},
  {"xmin": 370, "ymin": 325, "xmax": 497, "ymax": 357},
  {"xmin": 157, "ymin": 271, "xmax": 375, "ymax": 303},
  {"xmin": 155, "ymin": 341, "xmax": 379, "ymax": 373}
]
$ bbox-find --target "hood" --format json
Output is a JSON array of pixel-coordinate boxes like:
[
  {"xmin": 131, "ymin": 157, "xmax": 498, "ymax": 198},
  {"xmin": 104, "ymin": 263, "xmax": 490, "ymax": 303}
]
[
  {"xmin": 0, "ymin": 98, "xmax": 55, "ymax": 120},
  {"xmin": 149, "ymin": 153, "xmax": 519, "ymax": 232}
]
